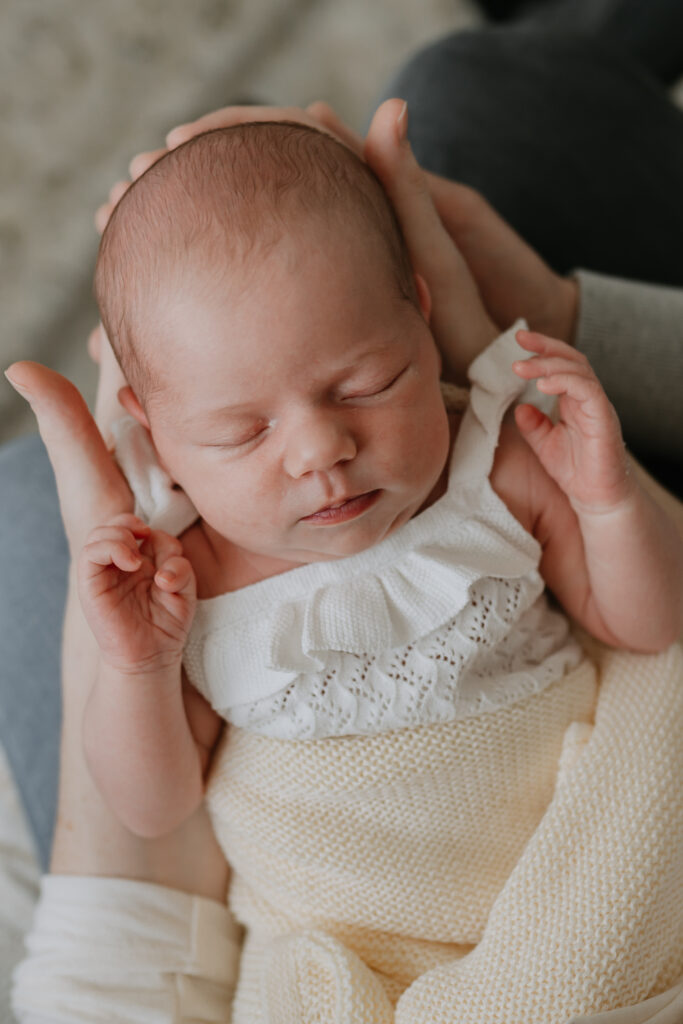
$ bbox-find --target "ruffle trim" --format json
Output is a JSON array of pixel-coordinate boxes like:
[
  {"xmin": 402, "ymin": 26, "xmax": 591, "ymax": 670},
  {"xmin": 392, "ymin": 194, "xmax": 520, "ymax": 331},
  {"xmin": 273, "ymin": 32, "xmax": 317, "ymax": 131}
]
[{"xmin": 184, "ymin": 506, "xmax": 541, "ymax": 708}]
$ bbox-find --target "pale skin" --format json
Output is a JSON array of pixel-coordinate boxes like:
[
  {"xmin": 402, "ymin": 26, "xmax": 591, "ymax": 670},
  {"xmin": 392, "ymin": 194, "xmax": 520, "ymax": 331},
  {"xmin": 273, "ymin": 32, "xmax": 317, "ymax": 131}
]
[
  {"xmin": 5, "ymin": 99, "xmax": 682, "ymax": 882},
  {"xmin": 76, "ymin": 210, "xmax": 682, "ymax": 839}
]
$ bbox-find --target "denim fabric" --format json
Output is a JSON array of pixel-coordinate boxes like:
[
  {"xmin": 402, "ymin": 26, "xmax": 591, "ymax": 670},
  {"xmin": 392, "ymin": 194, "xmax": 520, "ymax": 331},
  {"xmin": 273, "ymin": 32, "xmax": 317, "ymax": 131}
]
[{"xmin": 0, "ymin": 434, "xmax": 67, "ymax": 869}]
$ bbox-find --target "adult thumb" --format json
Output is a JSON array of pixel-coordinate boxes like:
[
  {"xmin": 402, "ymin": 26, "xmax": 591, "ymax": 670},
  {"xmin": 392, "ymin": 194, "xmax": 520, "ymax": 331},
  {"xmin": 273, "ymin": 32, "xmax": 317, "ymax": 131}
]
[{"xmin": 5, "ymin": 361, "xmax": 133, "ymax": 555}]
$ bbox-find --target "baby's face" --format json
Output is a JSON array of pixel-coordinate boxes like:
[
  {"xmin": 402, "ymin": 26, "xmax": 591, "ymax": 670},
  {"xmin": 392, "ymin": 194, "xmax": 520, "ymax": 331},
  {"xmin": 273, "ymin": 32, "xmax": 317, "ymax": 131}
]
[{"xmin": 142, "ymin": 226, "xmax": 450, "ymax": 575}]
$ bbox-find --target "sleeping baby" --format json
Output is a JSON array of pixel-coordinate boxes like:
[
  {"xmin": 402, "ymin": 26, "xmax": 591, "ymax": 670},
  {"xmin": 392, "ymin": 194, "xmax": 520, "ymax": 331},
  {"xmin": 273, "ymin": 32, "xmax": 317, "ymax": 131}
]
[{"xmin": 79, "ymin": 121, "xmax": 683, "ymax": 1023}]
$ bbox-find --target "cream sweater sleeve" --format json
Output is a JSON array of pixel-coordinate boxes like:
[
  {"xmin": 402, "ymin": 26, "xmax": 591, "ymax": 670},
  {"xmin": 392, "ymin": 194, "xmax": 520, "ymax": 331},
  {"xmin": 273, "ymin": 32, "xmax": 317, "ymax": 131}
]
[{"xmin": 573, "ymin": 269, "xmax": 683, "ymax": 463}]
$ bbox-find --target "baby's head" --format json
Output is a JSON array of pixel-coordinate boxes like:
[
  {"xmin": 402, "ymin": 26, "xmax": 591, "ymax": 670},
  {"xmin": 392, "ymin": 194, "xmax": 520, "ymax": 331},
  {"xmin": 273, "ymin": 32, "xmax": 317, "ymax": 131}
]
[{"xmin": 95, "ymin": 123, "xmax": 450, "ymax": 570}]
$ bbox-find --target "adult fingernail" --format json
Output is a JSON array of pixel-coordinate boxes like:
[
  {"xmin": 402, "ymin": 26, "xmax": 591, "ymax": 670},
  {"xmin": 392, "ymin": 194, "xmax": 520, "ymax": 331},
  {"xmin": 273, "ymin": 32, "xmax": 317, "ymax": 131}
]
[
  {"xmin": 4, "ymin": 369, "xmax": 31, "ymax": 398},
  {"xmin": 166, "ymin": 126, "xmax": 185, "ymax": 148},
  {"xmin": 397, "ymin": 101, "xmax": 408, "ymax": 143}
]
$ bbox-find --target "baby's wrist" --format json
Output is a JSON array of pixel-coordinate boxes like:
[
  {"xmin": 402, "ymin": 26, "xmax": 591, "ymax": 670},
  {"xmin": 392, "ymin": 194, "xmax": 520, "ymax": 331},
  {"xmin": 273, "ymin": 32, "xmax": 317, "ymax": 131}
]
[
  {"xmin": 97, "ymin": 654, "xmax": 183, "ymax": 691},
  {"xmin": 568, "ymin": 472, "xmax": 639, "ymax": 521}
]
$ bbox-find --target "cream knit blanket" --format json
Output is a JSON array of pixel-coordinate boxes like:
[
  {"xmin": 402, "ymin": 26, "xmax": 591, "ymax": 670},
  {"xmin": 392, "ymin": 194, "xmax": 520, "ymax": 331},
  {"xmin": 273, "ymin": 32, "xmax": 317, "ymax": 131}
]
[{"xmin": 206, "ymin": 637, "xmax": 683, "ymax": 1024}]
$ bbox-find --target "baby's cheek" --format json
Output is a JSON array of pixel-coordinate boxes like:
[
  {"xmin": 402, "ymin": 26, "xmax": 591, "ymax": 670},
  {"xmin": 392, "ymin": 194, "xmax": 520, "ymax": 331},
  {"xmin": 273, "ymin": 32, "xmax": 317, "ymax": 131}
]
[{"xmin": 408, "ymin": 401, "xmax": 450, "ymax": 475}]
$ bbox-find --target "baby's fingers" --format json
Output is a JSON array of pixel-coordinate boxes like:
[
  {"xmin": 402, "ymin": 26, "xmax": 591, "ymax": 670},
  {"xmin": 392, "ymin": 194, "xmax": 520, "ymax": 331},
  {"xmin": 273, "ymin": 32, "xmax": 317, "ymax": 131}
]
[
  {"xmin": 513, "ymin": 354, "xmax": 593, "ymax": 384},
  {"xmin": 138, "ymin": 529, "xmax": 195, "ymax": 599},
  {"xmin": 139, "ymin": 528, "xmax": 183, "ymax": 566},
  {"xmin": 514, "ymin": 403, "xmax": 554, "ymax": 451},
  {"xmin": 82, "ymin": 516, "xmax": 150, "ymax": 573},
  {"xmin": 515, "ymin": 330, "xmax": 587, "ymax": 363},
  {"xmin": 531, "ymin": 371, "xmax": 605, "ymax": 404},
  {"xmin": 155, "ymin": 555, "xmax": 195, "ymax": 597},
  {"xmin": 82, "ymin": 537, "xmax": 142, "ymax": 576}
]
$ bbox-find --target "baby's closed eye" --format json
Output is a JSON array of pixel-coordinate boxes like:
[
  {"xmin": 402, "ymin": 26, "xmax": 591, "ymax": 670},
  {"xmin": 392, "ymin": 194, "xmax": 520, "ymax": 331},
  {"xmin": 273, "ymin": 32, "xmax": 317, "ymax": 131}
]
[{"xmin": 337, "ymin": 363, "xmax": 410, "ymax": 401}]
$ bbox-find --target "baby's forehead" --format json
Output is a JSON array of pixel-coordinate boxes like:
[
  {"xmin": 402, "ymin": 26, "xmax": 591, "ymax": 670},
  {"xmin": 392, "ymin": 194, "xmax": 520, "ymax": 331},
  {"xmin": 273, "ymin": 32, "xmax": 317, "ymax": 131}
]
[{"xmin": 144, "ymin": 263, "xmax": 409, "ymax": 418}]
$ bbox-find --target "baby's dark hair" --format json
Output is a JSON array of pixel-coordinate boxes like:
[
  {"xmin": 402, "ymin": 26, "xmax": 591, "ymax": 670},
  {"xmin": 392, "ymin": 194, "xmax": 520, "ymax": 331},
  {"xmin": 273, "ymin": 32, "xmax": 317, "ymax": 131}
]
[{"xmin": 94, "ymin": 122, "xmax": 417, "ymax": 402}]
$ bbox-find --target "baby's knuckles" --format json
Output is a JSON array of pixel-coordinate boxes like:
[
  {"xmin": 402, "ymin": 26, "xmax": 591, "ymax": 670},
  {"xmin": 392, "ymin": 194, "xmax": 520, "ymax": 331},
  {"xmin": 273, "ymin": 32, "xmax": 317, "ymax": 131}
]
[{"xmin": 78, "ymin": 546, "xmax": 192, "ymax": 677}]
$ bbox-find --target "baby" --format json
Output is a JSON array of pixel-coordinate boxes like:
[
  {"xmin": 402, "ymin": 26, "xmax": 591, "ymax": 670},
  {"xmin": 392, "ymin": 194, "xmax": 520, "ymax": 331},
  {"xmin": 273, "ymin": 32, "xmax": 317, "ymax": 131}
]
[{"xmin": 82, "ymin": 123, "xmax": 683, "ymax": 1023}]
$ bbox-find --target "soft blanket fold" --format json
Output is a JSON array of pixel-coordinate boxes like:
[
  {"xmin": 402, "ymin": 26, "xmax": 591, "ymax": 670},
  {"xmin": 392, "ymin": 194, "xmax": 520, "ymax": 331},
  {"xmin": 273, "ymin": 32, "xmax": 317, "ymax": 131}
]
[{"xmin": 206, "ymin": 639, "xmax": 683, "ymax": 1023}]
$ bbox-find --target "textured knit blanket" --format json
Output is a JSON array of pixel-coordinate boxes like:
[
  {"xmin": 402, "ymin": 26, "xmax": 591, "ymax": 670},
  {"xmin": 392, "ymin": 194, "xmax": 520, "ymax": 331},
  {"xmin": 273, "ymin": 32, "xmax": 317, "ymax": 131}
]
[{"xmin": 205, "ymin": 638, "xmax": 683, "ymax": 1024}]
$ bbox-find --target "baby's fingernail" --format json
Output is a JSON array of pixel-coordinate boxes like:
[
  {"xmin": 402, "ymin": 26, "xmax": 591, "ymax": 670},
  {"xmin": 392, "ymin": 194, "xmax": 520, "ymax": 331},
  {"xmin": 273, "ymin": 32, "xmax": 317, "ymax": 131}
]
[
  {"xmin": 397, "ymin": 101, "xmax": 408, "ymax": 143},
  {"xmin": 158, "ymin": 569, "xmax": 176, "ymax": 583}
]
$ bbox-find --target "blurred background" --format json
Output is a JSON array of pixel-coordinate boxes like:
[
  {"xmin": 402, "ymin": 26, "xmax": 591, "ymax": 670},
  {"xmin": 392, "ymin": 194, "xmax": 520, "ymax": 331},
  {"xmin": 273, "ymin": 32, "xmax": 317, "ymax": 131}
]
[{"xmin": 0, "ymin": 0, "xmax": 481, "ymax": 444}]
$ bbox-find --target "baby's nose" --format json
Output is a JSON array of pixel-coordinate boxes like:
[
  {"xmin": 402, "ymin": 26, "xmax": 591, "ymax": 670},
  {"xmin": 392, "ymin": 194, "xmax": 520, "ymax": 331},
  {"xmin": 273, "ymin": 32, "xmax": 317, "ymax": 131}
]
[{"xmin": 284, "ymin": 409, "xmax": 357, "ymax": 478}]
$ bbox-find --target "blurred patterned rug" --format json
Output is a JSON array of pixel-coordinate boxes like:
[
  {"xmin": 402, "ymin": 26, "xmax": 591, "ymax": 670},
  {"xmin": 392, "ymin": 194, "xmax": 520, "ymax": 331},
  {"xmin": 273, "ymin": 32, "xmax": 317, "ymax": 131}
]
[{"xmin": 0, "ymin": 0, "xmax": 479, "ymax": 443}]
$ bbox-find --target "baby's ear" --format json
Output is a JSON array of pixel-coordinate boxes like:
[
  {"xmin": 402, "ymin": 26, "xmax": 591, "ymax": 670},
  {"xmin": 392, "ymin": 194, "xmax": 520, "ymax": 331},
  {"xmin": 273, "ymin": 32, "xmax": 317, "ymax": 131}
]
[
  {"xmin": 117, "ymin": 385, "xmax": 151, "ymax": 430},
  {"xmin": 414, "ymin": 273, "xmax": 431, "ymax": 323}
]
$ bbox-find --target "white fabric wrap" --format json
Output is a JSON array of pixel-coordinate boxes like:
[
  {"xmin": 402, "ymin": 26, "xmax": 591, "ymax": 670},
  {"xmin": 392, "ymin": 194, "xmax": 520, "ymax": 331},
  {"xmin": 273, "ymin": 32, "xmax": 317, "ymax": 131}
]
[{"xmin": 110, "ymin": 414, "xmax": 197, "ymax": 536}]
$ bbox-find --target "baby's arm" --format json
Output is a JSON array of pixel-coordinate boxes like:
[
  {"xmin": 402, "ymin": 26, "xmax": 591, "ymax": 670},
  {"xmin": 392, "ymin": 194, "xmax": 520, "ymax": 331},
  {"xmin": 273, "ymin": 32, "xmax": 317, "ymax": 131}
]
[
  {"xmin": 493, "ymin": 332, "xmax": 683, "ymax": 652},
  {"xmin": 78, "ymin": 513, "xmax": 222, "ymax": 838}
]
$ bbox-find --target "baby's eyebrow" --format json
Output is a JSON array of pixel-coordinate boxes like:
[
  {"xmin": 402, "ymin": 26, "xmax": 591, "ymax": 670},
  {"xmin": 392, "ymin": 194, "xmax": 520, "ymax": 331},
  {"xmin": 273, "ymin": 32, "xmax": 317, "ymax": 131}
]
[
  {"xmin": 176, "ymin": 402, "xmax": 258, "ymax": 428},
  {"xmin": 176, "ymin": 341, "xmax": 410, "ymax": 429}
]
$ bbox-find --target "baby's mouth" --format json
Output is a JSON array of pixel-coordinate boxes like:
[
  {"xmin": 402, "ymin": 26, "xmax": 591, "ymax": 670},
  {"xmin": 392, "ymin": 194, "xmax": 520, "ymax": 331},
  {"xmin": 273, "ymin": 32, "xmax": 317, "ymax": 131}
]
[{"xmin": 300, "ymin": 490, "xmax": 380, "ymax": 525}]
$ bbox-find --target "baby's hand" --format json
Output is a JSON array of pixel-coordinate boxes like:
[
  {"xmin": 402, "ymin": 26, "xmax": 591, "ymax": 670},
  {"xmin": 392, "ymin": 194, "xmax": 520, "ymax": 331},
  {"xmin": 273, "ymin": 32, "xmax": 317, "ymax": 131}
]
[
  {"xmin": 78, "ymin": 512, "xmax": 196, "ymax": 675},
  {"xmin": 512, "ymin": 331, "xmax": 631, "ymax": 513}
]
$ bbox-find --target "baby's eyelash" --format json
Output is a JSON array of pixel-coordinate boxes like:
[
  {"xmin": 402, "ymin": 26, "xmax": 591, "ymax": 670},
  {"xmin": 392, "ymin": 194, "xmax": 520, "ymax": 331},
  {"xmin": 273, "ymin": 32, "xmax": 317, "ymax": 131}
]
[
  {"xmin": 344, "ymin": 366, "xmax": 408, "ymax": 399},
  {"xmin": 208, "ymin": 426, "xmax": 268, "ymax": 450}
]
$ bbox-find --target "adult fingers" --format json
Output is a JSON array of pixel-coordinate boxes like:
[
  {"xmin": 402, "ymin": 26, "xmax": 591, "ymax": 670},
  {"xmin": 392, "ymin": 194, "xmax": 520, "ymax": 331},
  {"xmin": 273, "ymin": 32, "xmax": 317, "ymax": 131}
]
[
  {"xmin": 129, "ymin": 147, "xmax": 166, "ymax": 181},
  {"xmin": 166, "ymin": 105, "xmax": 323, "ymax": 148},
  {"xmin": 4, "ymin": 362, "xmax": 133, "ymax": 555},
  {"xmin": 94, "ymin": 202, "xmax": 112, "ymax": 235},
  {"xmin": 305, "ymin": 101, "xmax": 364, "ymax": 153},
  {"xmin": 94, "ymin": 181, "xmax": 130, "ymax": 235},
  {"xmin": 364, "ymin": 99, "xmax": 456, "ymax": 289},
  {"xmin": 87, "ymin": 324, "xmax": 102, "ymax": 364},
  {"xmin": 364, "ymin": 99, "xmax": 498, "ymax": 377}
]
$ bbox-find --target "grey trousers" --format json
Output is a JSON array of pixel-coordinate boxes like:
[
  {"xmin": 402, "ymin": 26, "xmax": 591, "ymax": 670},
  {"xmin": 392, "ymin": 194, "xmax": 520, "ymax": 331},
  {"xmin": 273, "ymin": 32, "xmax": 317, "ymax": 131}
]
[
  {"xmin": 382, "ymin": 27, "xmax": 683, "ymax": 285},
  {"xmin": 3, "ymin": 12, "xmax": 683, "ymax": 871}
]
